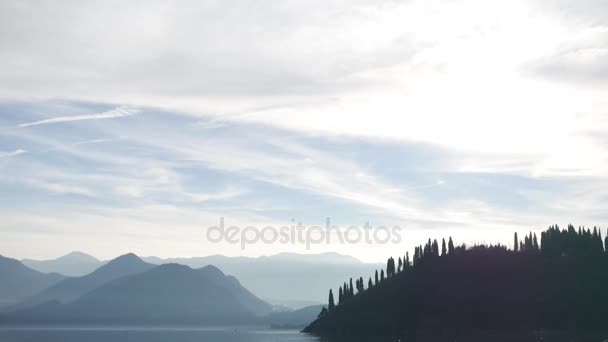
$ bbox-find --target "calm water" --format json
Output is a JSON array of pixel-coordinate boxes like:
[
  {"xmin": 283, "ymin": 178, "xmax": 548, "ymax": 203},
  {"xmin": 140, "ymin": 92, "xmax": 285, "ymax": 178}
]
[{"xmin": 0, "ymin": 326, "xmax": 321, "ymax": 342}]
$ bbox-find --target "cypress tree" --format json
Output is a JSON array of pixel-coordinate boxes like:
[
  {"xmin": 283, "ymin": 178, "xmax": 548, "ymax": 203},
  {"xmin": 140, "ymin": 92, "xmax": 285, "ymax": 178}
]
[
  {"xmin": 349, "ymin": 278, "xmax": 354, "ymax": 297},
  {"xmin": 605, "ymin": 233, "xmax": 608, "ymax": 253},
  {"xmin": 328, "ymin": 289, "xmax": 335, "ymax": 311},
  {"xmin": 368, "ymin": 277, "xmax": 373, "ymax": 288},
  {"xmin": 375, "ymin": 270, "xmax": 379, "ymax": 285},
  {"xmin": 405, "ymin": 252, "xmax": 410, "ymax": 268},
  {"xmin": 386, "ymin": 257, "xmax": 395, "ymax": 277},
  {"xmin": 398, "ymin": 257, "xmax": 403, "ymax": 272},
  {"xmin": 514, "ymin": 232, "xmax": 519, "ymax": 252},
  {"xmin": 338, "ymin": 286, "xmax": 343, "ymax": 304},
  {"xmin": 424, "ymin": 239, "xmax": 432, "ymax": 256},
  {"xmin": 380, "ymin": 269, "xmax": 385, "ymax": 281},
  {"xmin": 441, "ymin": 238, "xmax": 447, "ymax": 256},
  {"xmin": 533, "ymin": 233, "xmax": 539, "ymax": 252},
  {"xmin": 432, "ymin": 239, "xmax": 439, "ymax": 256},
  {"xmin": 448, "ymin": 237, "xmax": 455, "ymax": 255}
]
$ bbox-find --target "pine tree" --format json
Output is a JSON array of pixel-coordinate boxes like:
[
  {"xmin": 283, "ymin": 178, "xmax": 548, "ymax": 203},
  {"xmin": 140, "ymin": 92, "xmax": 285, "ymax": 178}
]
[
  {"xmin": 374, "ymin": 270, "xmax": 379, "ymax": 285},
  {"xmin": 368, "ymin": 277, "xmax": 373, "ymax": 288},
  {"xmin": 338, "ymin": 286, "xmax": 343, "ymax": 305},
  {"xmin": 398, "ymin": 257, "xmax": 403, "ymax": 272},
  {"xmin": 441, "ymin": 238, "xmax": 447, "ymax": 256},
  {"xmin": 349, "ymin": 278, "xmax": 354, "ymax": 297},
  {"xmin": 405, "ymin": 252, "xmax": 410, "ymax": 268},
  {"xmin": 448, "ymin": 237, "xmax": 455, "ymax": 255},
  {"xmin": 328, "ymin": 289, "xmax": 335, "ymax": 311},
  {"xmin": 380, "ymin": 269, "xmax": 385, "ymax": 281},
  {"xmin": 514, "ymin": 232, "xmax": 519, "ymax": 252},
  {"xmin": 533, "ymin": 233, "xmax": 539, "ymax": 252}
]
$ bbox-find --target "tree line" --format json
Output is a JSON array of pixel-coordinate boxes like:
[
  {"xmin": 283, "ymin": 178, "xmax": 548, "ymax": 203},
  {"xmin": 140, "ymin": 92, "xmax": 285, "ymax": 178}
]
[{"xmin": 323, "ymin": 224, "xmax": 608, "ymax": 313}]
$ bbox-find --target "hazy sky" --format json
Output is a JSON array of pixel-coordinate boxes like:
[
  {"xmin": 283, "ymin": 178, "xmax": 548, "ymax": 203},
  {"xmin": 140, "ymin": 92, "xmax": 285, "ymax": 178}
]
[{"xmin": 1, "ymin": 0, "xmax": 607, "ymax": 261}]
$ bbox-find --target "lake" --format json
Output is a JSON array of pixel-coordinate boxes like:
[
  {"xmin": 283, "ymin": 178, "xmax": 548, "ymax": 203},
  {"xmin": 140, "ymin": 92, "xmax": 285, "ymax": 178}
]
[{"xmin": 0, "ymin": 326, "xmax": 321, "ymax": 342}]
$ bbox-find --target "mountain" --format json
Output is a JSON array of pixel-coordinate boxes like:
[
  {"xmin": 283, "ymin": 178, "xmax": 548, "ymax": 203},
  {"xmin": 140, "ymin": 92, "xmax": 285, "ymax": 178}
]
[
  {"xmin": 4, "ymin": 263, "xmax": 273, "ymax": 324},
  {"xmin": 266, "ymin": 304, "xmax": 324, "ymax": 329},
  {"xmin": 0, "ymin": 255, "xmax": 65, "ymax": 307},
  {"xmin": 142, "ymin": 252, "xmax": 381, "ymax": 306},
  {"xmin": 22, "ymin": 251, "xmax": 103, "ymax": 277},
  {"xmin": 304, "ymin": 226, "xmax": 608, "ymax": 341},
  {"xmin": 10, "ymin": 253, "xmax": 154, "ymax": 310}
]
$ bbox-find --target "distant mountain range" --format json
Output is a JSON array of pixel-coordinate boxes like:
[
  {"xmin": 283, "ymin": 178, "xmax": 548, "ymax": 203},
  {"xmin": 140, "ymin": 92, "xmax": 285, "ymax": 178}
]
[
  {"xmin": 1, "ymin": 252, "xmax": 325, "ymax": 326},
  {"xmin": 22, "ymin": 251, "xmax": 103, "ymax": 277},
  {"xmin": 3, "ymin": 263, "xmax": 273, "ymax": 324},
  {"xmin": 9, "ymin": 253, "xmax": 154, "ymax": 311},
  {"xmin": 22, "ymin": 252, "xmax": 381, "ymax": 305},
  {"xmin": 0, "ymin": 255, "xmax": 65, "ymax": 307}
]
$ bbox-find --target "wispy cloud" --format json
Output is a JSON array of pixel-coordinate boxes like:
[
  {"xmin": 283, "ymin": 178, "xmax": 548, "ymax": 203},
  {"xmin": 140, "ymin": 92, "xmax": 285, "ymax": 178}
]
[
  {"xmin": 1, "ymin": 175, "xmax": 97, "ymax": 197},
  {"xmin": 73, "ymin": 138, "xmax": 116, "ymax": 146},
  {"xmin": 0, "ymin": 149, "xmax": 27, "ymax": 158},
  {"xmin": 18, "ymin": 107, "xmax": 139, "ymax": 127}
]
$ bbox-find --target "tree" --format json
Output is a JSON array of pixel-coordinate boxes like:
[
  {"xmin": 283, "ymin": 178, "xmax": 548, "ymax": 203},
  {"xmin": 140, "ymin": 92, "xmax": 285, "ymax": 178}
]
[
  {"xmin": 380, "ymin": 269, "xmax": 385, "ymax": 281},
  {"xmin": 338, "ymin": 286, "xmax": 343, "ymax": 305},
  {"xmin": 328, "ymin": 289, "xmax": 335, "ymax": 311},
  {"xmin": 398, "ymin": 257, "xmax": 403, "ymax": 272},
  {"xmin": 448, "ymin": 237, "xmax": 455, "ymax": 255},
  {"xmin": 368, "ymin": 277, "xmax": 373, "ymax": 288},
  {"xmin": 432, "ymin": 239, "xmax": 439, "ymax": 256},
  {"xmin": 533, "ymin": 233, "xmax": 539, "ymax": 252},
  {"xmin": 605, "ymin": 231, "xmax": 608, "ymax": 253},
  {"xmin": 386, "ymin": 257, "xmax": 395, "ymax": 277},
  {"xmin": 441, "ymin": 238, "xmax": 447, "ymax": 256},
  {"xmin": 405, "ymin": 252, "xmax": 410, "ymax": 269},
  {"xmin": 375, "ymin": 270, "xmax": 379, "ymax": 285},
  {"xmin": 317, "ymin": 306, "xmax": 328, "ymax": 318},
  {"xmin": 514, "ymin": 232, "xmax": 519, "ymax": 252}
]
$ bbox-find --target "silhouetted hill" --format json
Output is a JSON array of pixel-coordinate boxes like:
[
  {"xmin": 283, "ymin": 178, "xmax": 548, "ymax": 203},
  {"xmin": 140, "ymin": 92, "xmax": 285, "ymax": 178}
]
[
  {"xmin": 22, "ymin": 251, "xmax": 103, "ymax": 277},
  {"xmin": 304, "ymin": 225, "xmax": 608, "ymax": 341},
  {"xmin": 142, "ymin": 252, "xmax": 380, "ymax": 306},
  {"xmin": 9, "ymin": 253, "xmax": 154, "ymax": 310},
  {"xmin": 3, "ymin": 263, "xmax": 273, "ymax": 324},
  {"xmin": 0, "ymin": 255, "xmax": 65, "ymax": 308},
  {"xmin": 266, "ymin": 304, "xmax": 324, "ymax": 329}
]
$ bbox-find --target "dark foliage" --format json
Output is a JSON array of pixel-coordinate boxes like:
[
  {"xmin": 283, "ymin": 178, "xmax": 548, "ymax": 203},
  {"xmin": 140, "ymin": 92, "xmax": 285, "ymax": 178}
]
[{"xmin": 304, "ymin": 225, "xmax": 608, "ymax": 341}]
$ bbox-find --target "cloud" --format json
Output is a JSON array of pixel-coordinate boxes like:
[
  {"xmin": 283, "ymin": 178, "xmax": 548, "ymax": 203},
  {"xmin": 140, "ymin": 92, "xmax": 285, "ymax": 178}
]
[
  {"xmin": 18, "ymin": 106, "xmax": 139, "ymax": 127},
  {"xmin": 73, "ymin": 138, "xmax": 116, "ymax": 146},
  {"xmin": 527, "ymin": 26, "xmax": 608, "ymax": 85},
  {"xmin": 0, "ymin": 149, "xmax": 27, "ymax": 158}
]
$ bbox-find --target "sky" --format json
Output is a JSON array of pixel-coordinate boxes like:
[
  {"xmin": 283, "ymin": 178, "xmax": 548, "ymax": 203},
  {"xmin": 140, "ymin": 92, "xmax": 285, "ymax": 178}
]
[{"xmin": 1, "ymin": 0, "xmax": 607, "ymax": 262}]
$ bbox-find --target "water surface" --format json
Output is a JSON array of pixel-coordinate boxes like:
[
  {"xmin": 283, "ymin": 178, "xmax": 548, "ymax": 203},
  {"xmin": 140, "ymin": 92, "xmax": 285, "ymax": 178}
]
[{"xmin": 0, "ymin": 326, "xmax": 320, "ymax": 342}]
